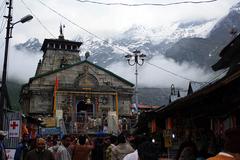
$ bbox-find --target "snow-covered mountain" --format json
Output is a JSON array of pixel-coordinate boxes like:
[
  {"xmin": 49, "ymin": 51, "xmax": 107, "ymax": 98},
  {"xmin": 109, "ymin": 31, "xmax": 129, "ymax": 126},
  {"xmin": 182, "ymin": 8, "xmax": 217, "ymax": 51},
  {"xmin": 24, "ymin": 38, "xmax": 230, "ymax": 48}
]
[
  {"xmin": 15, "ymin": 38, "xmax": 41, "ymax": 52},
  {"xmin": 14, "ymin": 2, "xmax": 240, "ymax": 69}
]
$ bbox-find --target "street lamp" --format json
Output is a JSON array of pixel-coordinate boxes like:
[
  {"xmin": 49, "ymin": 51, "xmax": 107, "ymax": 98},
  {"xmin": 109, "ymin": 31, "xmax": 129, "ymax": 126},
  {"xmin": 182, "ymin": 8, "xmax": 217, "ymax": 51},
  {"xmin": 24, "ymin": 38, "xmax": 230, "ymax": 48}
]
[
  {"xmin": 0, "ymin": 0, "xmax": 33, "ymax": 130},
  {"xmin": 125, "ymin": 50, "xmax": 146, "ymax": 113}
]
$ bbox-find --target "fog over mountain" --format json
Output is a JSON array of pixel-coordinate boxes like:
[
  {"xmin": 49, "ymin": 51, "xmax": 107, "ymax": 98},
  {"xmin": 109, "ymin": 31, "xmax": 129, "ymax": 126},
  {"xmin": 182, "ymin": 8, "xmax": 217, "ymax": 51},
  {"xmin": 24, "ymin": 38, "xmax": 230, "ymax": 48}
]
[{"xmin": 8, "ymin": 2, "xmax": 240, "ymax": 89}]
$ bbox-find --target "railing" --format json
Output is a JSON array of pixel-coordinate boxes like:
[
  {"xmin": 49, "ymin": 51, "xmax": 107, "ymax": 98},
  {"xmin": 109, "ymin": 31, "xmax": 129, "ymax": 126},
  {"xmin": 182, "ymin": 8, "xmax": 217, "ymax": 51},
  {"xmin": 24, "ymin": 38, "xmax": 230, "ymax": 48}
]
[
  {"xmin": 64, "ymin": 111, "xmax": 104, "ymax": 134},
  {"xmin": 63, "ymin": 111, "xmax": 138, "ymax": 134}
]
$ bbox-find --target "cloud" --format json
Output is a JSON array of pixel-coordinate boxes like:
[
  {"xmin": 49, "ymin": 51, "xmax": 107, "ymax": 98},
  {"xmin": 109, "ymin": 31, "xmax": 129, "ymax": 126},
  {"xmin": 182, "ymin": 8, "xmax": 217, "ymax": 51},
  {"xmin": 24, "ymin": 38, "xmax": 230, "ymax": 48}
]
[
  {"xmin": 0, "ymin": 46, "xmax": 42, "ymax": 83},
  {"xmin": 9, "ymin": 0, "xmax": 239, "ymax": 44},
  {"xmin": 107, "ymin": 55, "xmax": 212, "ymax": 89}
]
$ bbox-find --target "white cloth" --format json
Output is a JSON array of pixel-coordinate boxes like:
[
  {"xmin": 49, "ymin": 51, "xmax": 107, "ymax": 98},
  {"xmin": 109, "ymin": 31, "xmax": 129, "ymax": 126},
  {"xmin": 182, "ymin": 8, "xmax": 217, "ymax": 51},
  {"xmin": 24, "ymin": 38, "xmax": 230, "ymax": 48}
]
[
  {"xmin": 49, "ymin": 144, "xmax": 71, "ymax": 160},
  {"xmin": 218, "ymin": 152, "xmax": 234, "ymax": 158},
  {"xmin": 123, "ymin": 150, "xmax": 138, "ymax": 160}
]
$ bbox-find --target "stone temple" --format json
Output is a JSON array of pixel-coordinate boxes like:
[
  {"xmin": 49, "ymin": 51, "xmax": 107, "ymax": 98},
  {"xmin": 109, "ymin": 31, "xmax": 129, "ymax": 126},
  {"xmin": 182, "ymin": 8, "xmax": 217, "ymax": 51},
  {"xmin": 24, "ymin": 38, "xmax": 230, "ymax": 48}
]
[{"xmin": 20, "ymin": 28, "xmax": 134, "ymax": 134}]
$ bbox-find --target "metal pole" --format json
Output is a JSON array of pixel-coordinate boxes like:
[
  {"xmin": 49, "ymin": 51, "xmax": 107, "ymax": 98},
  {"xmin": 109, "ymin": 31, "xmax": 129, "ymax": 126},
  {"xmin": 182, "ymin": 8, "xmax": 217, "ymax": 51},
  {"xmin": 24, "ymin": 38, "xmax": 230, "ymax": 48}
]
[
  {"xmin": 135, "ymin": 61, "xmax": 138, "ymax": 112},
  {"xmin": 0, "ymin": 0, "xmax": 13, "ymax": 130}
]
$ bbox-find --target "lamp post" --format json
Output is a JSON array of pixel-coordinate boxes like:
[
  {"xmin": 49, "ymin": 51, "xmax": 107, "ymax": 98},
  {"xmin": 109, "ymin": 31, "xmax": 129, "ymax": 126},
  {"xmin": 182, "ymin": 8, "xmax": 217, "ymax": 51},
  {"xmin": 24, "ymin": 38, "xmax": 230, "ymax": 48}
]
[
  {"xmin": 0, "ymin": 0, "xmax": 33, "ymax": 129},
  {"xmin": 125, "ymin": 50, "xmax": 146, "ymax": 113}
]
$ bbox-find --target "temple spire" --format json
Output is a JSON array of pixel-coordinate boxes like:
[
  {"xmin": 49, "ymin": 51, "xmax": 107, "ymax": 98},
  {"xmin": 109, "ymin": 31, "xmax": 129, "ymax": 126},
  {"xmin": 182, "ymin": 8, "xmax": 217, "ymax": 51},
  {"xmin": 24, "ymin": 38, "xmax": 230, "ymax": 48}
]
[{"xmin": 59, "ymin": 24, "xmax": 64, "ymax": 39}]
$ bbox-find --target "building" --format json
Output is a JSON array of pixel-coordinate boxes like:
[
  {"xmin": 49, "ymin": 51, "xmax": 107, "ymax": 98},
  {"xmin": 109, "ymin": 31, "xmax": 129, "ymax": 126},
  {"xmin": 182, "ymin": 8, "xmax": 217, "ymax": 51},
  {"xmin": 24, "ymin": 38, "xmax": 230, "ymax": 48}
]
[
  {"xmin": 20, "ymin": 28, "xmax": 134, "ymax": 133},
  {"xmin": 138, "ymin": 33, "xmax": 240, "ymax": 158}
]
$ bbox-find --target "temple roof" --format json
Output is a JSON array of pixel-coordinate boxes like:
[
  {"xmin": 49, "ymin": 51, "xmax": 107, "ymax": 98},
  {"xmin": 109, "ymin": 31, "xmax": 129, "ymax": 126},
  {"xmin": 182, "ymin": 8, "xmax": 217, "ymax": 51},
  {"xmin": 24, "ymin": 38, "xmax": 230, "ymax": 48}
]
[
  {"xmin": 40, "ymin": 38, "xmax": 82, "ymax": 53},
  {"xmin": 29, "ymin": 60, "xmax": 134, "ymax": 87}
]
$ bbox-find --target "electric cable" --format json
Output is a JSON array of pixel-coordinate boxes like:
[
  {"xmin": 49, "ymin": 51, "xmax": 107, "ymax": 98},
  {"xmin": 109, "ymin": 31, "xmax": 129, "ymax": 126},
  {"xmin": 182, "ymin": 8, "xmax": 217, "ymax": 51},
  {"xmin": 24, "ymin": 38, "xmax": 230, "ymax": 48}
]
[
  {"xmin": 0, "ymin": 1, "xmax": 6, "ymax": 34},
  {"xmin": 145, "ymin": 61, "xmax": 201, "ymax": 82},
  {"xmin": 21, "ymin": 0, "xmax": 56, "ymax": 38},
  {"xmin": 0, "ymin": 0, "xmax": 6, "ymax": 11},
  {"xmin": 37, "ymin": 0, "xmax": 222, "ymax": 84},
  {"xmin": 75, "ymin": 0, "xmax": 218, "ymax": 7},
  {"xmin": 37, "ymin": 0, "xmax": 132, "ymax": 55}
]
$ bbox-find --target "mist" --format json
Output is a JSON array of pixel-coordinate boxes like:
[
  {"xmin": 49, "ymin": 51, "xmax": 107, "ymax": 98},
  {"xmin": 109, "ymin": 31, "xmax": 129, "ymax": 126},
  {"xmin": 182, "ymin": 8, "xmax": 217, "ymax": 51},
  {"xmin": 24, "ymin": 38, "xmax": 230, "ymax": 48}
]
[
  {"xmin": 0, "ymin": 46, "xmax": 215, "ymax": 90},
  {"xmin": 107, "ymin": 55, "xmax": 213, "ymax": 89},
  {"xmin": 0, "ymin": 46, "xmax": 42, "ymax": 83}
]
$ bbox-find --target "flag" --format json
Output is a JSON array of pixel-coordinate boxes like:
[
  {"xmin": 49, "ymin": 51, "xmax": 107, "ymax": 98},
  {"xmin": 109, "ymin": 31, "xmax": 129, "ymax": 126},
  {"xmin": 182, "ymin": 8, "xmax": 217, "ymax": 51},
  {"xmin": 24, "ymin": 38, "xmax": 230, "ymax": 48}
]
[
  {"xmin": 54, "ymin": 77, "xmax": 59, "ymax": 91},
  {"xmin": 53, "ymin": 77, "xmax": 59, "ymax": 117}
]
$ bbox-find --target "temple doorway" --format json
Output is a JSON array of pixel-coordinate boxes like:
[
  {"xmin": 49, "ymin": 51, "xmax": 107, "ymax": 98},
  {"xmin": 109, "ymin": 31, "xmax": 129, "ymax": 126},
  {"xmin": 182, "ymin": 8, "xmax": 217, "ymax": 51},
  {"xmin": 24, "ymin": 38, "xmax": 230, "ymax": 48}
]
[{"xmin": 77, "ymin": 100, "xmax": 93, "ymax": 113}]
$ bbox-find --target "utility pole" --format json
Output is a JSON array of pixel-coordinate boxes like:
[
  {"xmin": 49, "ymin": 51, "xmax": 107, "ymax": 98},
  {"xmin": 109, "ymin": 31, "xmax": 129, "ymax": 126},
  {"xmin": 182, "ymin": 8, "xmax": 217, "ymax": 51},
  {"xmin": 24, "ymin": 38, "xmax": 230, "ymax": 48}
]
[
  {"xmin": 0, "ymin": 0, "xmax": 13, "ymax": 130},
  {"xmin": 0, "ymin": 0, "xmax": 33, "ymax": 130}
]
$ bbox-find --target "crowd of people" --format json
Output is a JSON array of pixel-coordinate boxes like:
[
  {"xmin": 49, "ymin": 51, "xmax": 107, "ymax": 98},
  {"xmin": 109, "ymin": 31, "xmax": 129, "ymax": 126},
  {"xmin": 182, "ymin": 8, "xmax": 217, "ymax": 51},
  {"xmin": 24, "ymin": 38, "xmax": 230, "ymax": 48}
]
[
  {"xmin": 0, "ymin": 128, "xmax": 240, "ymax": 160},
  {"xmin": 3, "ymin": 132, "xmax": 159, "ymax": 160}
]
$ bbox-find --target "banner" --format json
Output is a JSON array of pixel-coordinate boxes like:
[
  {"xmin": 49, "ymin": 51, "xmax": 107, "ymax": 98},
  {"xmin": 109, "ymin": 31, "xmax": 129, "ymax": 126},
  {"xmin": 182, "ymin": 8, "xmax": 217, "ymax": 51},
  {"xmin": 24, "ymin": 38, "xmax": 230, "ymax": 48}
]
[{"xmin": 8, "ymin": 120, "xmax": 20, "ymax": 138}]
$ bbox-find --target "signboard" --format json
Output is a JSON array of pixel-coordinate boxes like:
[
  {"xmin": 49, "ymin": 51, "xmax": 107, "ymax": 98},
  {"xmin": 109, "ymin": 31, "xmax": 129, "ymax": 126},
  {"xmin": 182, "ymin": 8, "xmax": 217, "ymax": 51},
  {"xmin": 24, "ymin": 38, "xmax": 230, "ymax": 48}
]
[
  {"xmin": 56, "ymin": 110, "xmax": 63, "ymax": 119},
  {"xmin": 163, "ymin": 129, "xmax": 173, "ymax": 148},
  {"xmin": 163, "ymin": 129, "xmax": 172, "ymax": 137},
  {"xmin": 164, "ymin": 137, "xmax": 172, "ymax": 148},
  {"xmin": 41, "ymin": 127, "xmax": 61, "ymax": 135},
  {"xmin": 8, "ymin": 120, "xmax": 20, "ymax": 138},
  {"xmin": 6, "ymin": 149, "xmax": 16, "ymax": 160},
  {"xmin": 43, "ymin": 117, "xmax": 56, "ymax": 127}
]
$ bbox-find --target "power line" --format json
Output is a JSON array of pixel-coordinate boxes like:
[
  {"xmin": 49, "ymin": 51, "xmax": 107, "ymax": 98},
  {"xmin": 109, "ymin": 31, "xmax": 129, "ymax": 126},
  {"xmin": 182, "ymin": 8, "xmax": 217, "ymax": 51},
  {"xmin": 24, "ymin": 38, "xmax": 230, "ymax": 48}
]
[
  {"xmin": 0, "ymin": 20, "xmax": 6, "ymax": 34},
  {"xmin": 0, "ymin": 0, "xmax": 6, "ymax": 11},
  {"xmin": 76, "ymin": 0, "xmax": 218, "ymax": 6},
  {"xmin": 37, "ymin": 0, "xmax": 132, "ymax": 55},
  {"xmin": 207, "ymin": 69, "xmax": 228, "ymax": 84},
  {"xmin": 196, "ymin": 68, "xmax": 228, "ymax": 89},
  {"xmin": 20, "ymin": 0, "xmax": 56, "ymax": 38},
  {"xmin": 145, "ymin": 61, "xmax": 201, "ymax": 82},
  {"xmin": 36, "ymin": 0, "xmax": 216, "ymax": 84},
  {"xmin": 0, "ymin": 1, "xmax": 6, "ymax": 34}
]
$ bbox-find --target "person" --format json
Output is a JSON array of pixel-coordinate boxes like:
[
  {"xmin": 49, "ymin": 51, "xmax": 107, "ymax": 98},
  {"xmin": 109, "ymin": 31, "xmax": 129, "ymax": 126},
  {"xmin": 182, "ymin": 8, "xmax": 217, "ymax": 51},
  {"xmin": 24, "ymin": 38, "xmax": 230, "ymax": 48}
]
[
  {"xmin": 0, "ymin": 130, "xmax": 7, "ymax": 160},
  {"xmin": 105, "ymin": 135, "xmax": 117, "ymax": 160},
  {"xmin": 176, "ymin": 130, "xmax": 197, "ymax": 160},
  {"xmin": 49, "ymin": 135, "xmax": 72, "ymax": 160},
  {"xmin": 25, "ymin": 138, "xmax": 55, "ymax": 160},
  {"xmin": 14, "ymin": 133, "xmax": 30, "ymax": 160},
  {"xmin": 137, "ymin": 141, "xmax": 160, "ymax": 160},
  {"xmin": 178, "ymin": 146, "xmax": 197, "ymax": 160},
  {"xmin": 123, "ymin": 135, "xmax": 147, "ymax": 160},
  {"xmin": 91, "ymin": 137, "xmax": 104, "ymax": 160},
  {"xmin": 48, "ymin": 139, "xmax": 60, "ymax": 159},
  {"xmin": 71, "ymin": 134, "xmax": 94, "ymax": 160},
  {"xmin": 208, "ymin": 128, "xmax": 240, "ymax": 160},
  {"xmin": 112, "ymin": 133, "xmax": 134, "ymax": 160}
]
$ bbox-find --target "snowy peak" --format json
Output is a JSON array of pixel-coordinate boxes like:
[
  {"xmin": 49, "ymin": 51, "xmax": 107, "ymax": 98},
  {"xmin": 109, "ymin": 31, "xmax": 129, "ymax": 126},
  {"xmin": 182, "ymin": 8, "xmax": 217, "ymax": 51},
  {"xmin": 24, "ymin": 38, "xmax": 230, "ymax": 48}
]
[
  {"xmin": 15, "ymin": 38, "xmax": 41, "ymax": 52},
  {"xmin": 230, "ymin": 2, "xmax": 240, "ymax": 13},
  {"xmin": 117, "ymin": 19, "xmax": 217, "ymax": 45}
]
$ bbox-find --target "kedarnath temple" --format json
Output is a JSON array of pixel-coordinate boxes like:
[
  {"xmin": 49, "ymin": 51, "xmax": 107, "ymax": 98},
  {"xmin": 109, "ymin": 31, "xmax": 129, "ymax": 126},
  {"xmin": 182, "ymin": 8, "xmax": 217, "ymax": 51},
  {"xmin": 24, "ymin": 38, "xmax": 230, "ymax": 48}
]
[{"xmin": 20, "ymin": 27, "xmax": 134, "ymax": 134}]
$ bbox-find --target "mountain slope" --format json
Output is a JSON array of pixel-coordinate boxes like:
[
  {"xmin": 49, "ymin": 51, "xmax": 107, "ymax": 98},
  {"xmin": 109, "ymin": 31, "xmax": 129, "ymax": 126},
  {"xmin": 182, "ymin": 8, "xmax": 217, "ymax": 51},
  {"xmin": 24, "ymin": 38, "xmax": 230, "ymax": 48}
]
[{"xmin": 165, "ymin": 3, "xmax": 240, "ymax": 68}]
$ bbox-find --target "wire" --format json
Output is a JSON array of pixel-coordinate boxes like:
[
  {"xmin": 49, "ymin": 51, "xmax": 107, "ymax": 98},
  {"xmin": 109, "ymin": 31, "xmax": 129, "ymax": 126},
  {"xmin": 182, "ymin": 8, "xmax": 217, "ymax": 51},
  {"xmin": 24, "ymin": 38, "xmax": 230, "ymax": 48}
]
[
  {"xmin": 207, "ymin": 69, "xmax": 228, "ymax": 84},
  {"xmin": 145, "ymin": 61, "xmax": 202, "ymax": 82},
  {"xmin": 37, "ymin": 0, "xmax": 132, "ymax": 55},
  {"xmin": 0, "ymin": 1, "xmax": 6, "ymax": 34},
  {"xmin": 0, "ymin": 0, "xmax": 6, "ymax": 11},
  {"xmin": 20, "ymin": 0, "xmax": 56, "ymax": 38},
  {"xmin": 36, "ymin": 0, "xmax": 214, "ymax": 83},
  {"xmin": 0, "ymin": 19, "xmax": 6, "ymax": 35},
  {"xmin": 76, "ymin": 0, "xmax": 218, "ymax": 6}
]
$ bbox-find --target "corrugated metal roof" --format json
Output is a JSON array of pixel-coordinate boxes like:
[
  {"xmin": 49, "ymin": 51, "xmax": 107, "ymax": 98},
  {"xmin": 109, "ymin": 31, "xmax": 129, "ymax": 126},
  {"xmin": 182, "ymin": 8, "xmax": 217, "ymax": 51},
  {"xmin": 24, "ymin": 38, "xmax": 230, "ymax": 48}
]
[
  {"xmin": 188, "ymin": 81, "xmax": 208, "ymax": 95},
  {"xmin": 178, "ymin": 90, "xmax": 188, "ymax": 97},
  {"xmin": 170, "ymin": 95, "xmax": 179, "ymax": 103}
]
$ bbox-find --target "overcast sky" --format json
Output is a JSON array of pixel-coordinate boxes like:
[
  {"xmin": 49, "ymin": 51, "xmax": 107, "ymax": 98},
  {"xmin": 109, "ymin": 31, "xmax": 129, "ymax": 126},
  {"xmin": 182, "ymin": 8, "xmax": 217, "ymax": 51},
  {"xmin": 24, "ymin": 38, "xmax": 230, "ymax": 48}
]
[
  {"xmin": 5, "ymin": 0, "xmax": 239, "ymax": 43},
  {"xmin": 0, "ymin": 0, "xmax": 239, "ymax": 88}
]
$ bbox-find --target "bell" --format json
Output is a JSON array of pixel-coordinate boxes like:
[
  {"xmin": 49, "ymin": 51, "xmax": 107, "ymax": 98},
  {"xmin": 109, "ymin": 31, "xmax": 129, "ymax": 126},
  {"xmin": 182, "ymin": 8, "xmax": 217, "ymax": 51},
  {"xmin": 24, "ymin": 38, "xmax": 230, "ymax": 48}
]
[{"xmin": 86, "ymin": 98, "xmax": 91, "ymax": 104}]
